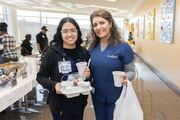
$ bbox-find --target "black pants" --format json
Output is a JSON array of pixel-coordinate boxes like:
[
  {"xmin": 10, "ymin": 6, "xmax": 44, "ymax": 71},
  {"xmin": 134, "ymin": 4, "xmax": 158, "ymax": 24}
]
[
  {"xmin": 50, "ymin": 95, "xmax": 87, "ymax": 120},
  {"xmin": 51, "ymin": 110, "xmax": 84, "ymax": 120}
]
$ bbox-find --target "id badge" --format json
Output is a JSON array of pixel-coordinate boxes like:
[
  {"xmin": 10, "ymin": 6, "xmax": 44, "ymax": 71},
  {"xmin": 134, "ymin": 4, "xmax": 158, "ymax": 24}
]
[{"xmin": 58, "ymin": 61, "xmax": 72, "ymax": 74}]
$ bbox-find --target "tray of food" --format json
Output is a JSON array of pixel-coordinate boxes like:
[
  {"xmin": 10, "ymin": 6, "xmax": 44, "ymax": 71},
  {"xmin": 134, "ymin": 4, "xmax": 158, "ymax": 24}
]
[
  {"xmin": 0, "ymin": 72, "xmax": 17, "ymax": 87},
  {"xmin": 0, "ymin": 74, "xmax": 11, "ymax": 85},
  {"xmin": 60, "ymin": 81, "xmax": 92, "ymax": 98},
  {"xmin": 0, "ymin": 62, "xmax": 24, "ymax": 73}
]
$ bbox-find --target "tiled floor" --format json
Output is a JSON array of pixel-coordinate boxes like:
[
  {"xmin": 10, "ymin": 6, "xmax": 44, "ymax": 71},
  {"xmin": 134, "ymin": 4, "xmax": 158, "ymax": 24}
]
[
  {"xmin": 134, "ymin": 61, "xmax": 180, "ymax": 120},
  {"xmin": 0, "ymin": 57, "xmax": 180, "ymax": 120}
]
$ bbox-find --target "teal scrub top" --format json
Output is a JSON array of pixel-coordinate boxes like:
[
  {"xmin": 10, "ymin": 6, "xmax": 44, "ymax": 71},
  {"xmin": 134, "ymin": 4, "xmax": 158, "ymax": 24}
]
[{"xmin": 90, "ymin": 42, "xmax": 134, "ymax": 103}]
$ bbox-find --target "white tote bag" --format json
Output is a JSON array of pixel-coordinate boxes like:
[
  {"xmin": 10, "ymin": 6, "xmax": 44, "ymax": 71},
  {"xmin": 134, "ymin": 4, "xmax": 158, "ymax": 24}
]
[{"xmin": 113, "ymin": 82, "xmax": 143, "ymax": 120}]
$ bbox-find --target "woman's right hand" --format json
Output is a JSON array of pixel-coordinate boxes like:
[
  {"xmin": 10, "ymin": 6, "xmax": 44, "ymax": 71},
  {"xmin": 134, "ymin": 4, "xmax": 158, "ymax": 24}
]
[
  {"xmin": 55, "ymin": 83, "xmax": 62, "ymax": 94},
  {"xmin": 84, "ymin": 67, "xmax": 91, "ymax": 78}
]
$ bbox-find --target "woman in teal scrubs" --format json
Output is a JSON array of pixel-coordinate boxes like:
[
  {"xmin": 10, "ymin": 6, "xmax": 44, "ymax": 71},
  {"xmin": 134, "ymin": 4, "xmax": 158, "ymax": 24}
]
[{"xmin": 89, "ymin": 9, "xmax": 135, "ymax": 120}]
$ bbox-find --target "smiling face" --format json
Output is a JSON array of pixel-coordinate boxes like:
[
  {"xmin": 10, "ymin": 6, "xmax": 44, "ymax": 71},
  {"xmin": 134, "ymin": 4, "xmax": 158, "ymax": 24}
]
[
  {"xmin": 61, "ymin": 22, "xmax": 78, "ymax": 48},
  {"xmin": 92, "ymin": 16, "xmax": 112, "ymax": 41}
]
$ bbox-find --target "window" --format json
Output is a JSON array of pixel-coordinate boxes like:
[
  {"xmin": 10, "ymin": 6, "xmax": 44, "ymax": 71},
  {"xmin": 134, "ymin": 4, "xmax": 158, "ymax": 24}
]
[
  {"xmin": 17, "ymin": 9, "xmax": 125, "ymax": 52},
  {"xmin": 18, "ymin": 16, "xmax": 40, "ymax": 23},
  {"xmin": 17, "ymin": 10, "xmax": 41, "ymax": 53},
  {"xmin": 41, "ymin": 12, "xmax": 67, "ymax": 18},
  {"xmin": 0, "ymin": 6, "xmax": 6, "ymax": 22},
  {"xmin": 17, "ymin": 10, "xmax": 40, "ymax": 17}
]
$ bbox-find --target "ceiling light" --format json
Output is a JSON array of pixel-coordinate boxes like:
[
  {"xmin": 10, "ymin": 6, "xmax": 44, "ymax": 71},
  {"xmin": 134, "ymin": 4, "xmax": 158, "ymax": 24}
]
[
  {"xmin": 32, "ymin": 6, "xmax": 67, "ymax": 12},
  {"xmin": 75, "ymin": 4, "xmax": 88, "ymax": 9},
  {"xmin": 58, "ymin": 2, "xmax": 73, "ymax": 9},
  {"xmin": 34, "ymin": 0, "xmax": 52, "ymax": 2},
  {"xmin": 106, "ymin": 0, "xmax": 116, "ymax": 2}
]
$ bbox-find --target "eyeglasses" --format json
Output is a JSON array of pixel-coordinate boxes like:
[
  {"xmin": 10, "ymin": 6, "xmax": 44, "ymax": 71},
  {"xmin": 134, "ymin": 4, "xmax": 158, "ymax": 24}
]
[{"xmin": 61, "ymin": 28, "xmax": 78, "ymax": 34}]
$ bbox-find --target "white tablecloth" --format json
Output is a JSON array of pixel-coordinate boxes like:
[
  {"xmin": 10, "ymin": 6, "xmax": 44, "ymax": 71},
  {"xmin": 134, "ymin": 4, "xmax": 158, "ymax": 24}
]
[
  {"xmin": 0, "ymin": 77, "xmax": 33, "ymax": 112},
  {"xmin": 21, "ymin": 57, "xmax": 40, "ymax": 87},
  {"xmin": 0, "ymin": 56, "xmax": 40, "ymax": 112}
]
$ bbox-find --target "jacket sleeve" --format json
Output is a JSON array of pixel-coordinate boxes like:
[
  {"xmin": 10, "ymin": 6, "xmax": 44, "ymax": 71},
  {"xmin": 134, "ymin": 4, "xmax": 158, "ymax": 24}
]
[
  {"xmin": 124, "ymin": 60, "xmax": 135, "ymax": 81},
  {"xmin": 36, "ymin": 49, "xmax": 57, "ymax": 92}
]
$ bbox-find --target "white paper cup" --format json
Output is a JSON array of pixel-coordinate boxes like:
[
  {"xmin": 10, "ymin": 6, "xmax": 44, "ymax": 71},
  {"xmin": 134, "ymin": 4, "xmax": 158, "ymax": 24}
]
[
  {"xmin": 112, "ymin": 71, "xmax": 125, "ymax": 87},
  {"xmin": 76, "ymin": 62, "xmax": 87, "ymax": 79}
]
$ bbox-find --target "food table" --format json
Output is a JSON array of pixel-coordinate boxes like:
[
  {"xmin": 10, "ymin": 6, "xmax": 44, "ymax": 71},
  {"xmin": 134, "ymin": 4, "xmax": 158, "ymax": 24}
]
[
  {"xmin": 0, "ymin": 55, "xmax": 93, "ymax": 112},
  {"xmin": 0, "ymin": 75, "xmax": 33, "ymax": 112},
  {"xmin": 0, "ymin": 56, "xmax": 40, "ymax": 112}
]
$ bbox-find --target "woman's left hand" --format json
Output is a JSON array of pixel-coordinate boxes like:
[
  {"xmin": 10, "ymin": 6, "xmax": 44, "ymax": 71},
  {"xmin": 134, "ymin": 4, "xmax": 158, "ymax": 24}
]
[{"xmin": 122, "ymin": 75, "xmax": 128, "ymax": 85}]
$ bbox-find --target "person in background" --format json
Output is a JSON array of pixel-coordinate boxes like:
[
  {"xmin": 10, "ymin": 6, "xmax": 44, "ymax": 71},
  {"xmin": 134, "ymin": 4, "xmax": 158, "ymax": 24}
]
[
  {"xmin": 0, "ymin": 22, "xmax": 18, "ymax": 64},
  {"xmin": 36, "ymin": 26, "xmax": 49, "ymax": 54},
  {"xmin": 88, "ymin": 9, "xmax": 135, "ymax": 120},
  {"xmin": 21, "ymin": 34, "xmax": 33, "ymax": 56},
  {"xmin": 86, "ymin": 32, "xmax": 93, "ymax": 48},
  {"xmin": 128, "ymin": 32, "xmax": 135, "ymax": 45},
  {"xmin": 128, "ymin": 32, "xmax": 133, "ymax": 41},
  {"xmin": 50, "ymin": 34, "xmax": 56, "ymax": 46},
  {"xmin": 36, "ymin": 17, "xmax": 90, "ymax": 120}
]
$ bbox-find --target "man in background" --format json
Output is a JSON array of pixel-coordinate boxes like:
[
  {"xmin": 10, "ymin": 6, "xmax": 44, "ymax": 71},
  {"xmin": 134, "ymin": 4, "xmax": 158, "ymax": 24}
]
[
  {"xmin": 0, "ymin": 22, "xmax": 18, "ymax": 63},
  {"xmin": 36, "ymin": 26, "xmax": 49, "ymax": 54}
]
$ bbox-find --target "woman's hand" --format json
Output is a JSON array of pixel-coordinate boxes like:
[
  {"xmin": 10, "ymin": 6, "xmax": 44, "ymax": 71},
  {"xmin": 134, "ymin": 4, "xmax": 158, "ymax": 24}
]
[
  {"xmin": 55, "ymin": 83, "xmax": 62, "ymax": 94},
  {"xmin": 83, "ymin": 67, "xmax": 91, "ymax": 78},
  {"xmin": 73, "ymin": 79, "xmax": 80, "ymax": 86},
  {"xmin": 122, "ymin": 74, "xmax": 128, "ymax": 85},
  {"xmin": 0, "ymin": 75, "xmax": 11, "ymax": 82}
]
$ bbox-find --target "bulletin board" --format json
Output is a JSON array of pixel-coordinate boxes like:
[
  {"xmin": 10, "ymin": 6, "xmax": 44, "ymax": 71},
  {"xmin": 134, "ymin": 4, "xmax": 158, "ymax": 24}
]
[
  {"xmin": 160, "ymin": 0, "xmax": 176, "ymax": 43},
  {"xmin": 145, "ymin": 9, "xmax": 155, "ymax": 41},
  {"xmin": 133, "ymin": 19, "xmax": 139, "ymax": 39},
  {"xmin": 139, "ymin": 15, "xmax": 145, "ymax": 40}
]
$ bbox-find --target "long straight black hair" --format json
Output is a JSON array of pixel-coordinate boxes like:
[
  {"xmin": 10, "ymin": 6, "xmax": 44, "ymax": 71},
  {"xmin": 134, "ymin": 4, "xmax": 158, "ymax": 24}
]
[{"xmin": 53, "ymin": 17, "xmax": 83, "ymax": 48}]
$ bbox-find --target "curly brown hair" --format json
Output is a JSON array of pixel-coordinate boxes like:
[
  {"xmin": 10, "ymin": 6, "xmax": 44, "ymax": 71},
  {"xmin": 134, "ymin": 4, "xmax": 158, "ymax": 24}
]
[{"xmin": 89, "ymin": 9, "xmax": 124, "ymax": 50}]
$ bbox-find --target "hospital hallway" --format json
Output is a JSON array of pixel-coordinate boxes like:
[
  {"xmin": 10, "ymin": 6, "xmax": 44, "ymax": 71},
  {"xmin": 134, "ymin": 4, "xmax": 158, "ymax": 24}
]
[{"xmin": 0, "ymin": 56, "xmax": 180, "ymax": 120}]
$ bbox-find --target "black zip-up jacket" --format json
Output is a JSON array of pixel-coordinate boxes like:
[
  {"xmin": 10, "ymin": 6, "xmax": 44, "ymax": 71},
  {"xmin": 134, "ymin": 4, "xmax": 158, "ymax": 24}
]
[{"xmin": 36, "ymin": 44, "xmax": 90, "ymax": 113}]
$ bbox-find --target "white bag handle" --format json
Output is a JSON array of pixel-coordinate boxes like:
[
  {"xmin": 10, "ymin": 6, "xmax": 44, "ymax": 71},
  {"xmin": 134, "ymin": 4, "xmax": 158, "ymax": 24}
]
[{"xmin": 113, "ymin": 81, "xmax": 143, "ymax": 120}]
